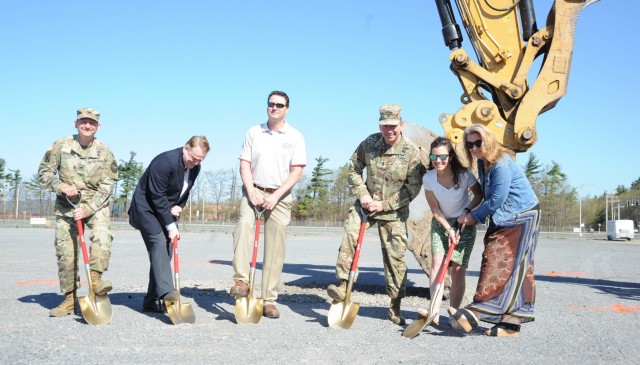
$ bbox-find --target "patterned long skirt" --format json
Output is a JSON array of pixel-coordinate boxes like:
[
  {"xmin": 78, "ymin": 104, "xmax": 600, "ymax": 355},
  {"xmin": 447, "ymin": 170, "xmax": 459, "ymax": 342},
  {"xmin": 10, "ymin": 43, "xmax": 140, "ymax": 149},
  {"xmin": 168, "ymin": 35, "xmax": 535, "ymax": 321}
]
[{"xmin": 467, "ymin": 205, "xmax": 541, "ymax": 324}]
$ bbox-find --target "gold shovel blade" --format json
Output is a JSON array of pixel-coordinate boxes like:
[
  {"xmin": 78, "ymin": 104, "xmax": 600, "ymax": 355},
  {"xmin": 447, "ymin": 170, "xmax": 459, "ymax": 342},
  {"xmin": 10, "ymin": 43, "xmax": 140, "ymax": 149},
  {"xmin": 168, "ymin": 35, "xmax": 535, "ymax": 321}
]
[
  {"xmin": 402, "ymin": 282, "xmax": 445, "ymax": 338},
  {"xmin": 78, "ymin": 293, "xmax": 112, "ymax": 325},
  {"xmin": 328, "ymin": 300, "xmax": 360, "ymax": 329},
  {"xmin": 234, "ymin": 295, "xmax": 264, "ymax": 324},
  {"xmin": 402, "ymin": 312, "xmax": 437, "ymax": 338},
  {"xmin": 166, "ymin": 300, "xmax": 196, "ymax": 325}
]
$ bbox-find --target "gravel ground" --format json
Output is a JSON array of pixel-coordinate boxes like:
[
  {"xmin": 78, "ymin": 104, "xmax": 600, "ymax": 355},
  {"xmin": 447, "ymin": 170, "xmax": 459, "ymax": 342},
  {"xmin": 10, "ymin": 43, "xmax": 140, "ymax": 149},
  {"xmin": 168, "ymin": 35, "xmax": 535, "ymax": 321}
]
[{"xmin": 2, "ymin": 227, "xmax": 639, "ymax": 364}]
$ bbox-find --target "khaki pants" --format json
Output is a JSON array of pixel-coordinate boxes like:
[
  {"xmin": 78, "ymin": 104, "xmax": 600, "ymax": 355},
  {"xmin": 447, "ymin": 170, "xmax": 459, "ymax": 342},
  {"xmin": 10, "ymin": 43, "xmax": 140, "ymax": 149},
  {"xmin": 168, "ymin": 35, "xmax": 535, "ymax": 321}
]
[
  {"xmin": 232, "ymin": 189, "xmax": 292, "ymax": 303},
  {"xmin": 334, "ymin": 206, "xmax": 408, "ymax": 299}
]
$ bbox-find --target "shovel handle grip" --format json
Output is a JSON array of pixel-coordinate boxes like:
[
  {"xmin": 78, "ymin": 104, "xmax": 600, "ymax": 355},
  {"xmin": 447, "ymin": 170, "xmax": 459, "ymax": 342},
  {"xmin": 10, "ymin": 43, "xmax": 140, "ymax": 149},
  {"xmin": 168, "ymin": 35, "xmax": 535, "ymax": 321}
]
[
  {"xmin": 349, "ymin": 221, "xmax": 367, "ymax": 271},
  {"xmin": 251, "ymin": 219, "xmax": 261, "ymax": 269},
  {"xmin": 75, "ymin": 219, "xmax": 90, "ymax": 266}
]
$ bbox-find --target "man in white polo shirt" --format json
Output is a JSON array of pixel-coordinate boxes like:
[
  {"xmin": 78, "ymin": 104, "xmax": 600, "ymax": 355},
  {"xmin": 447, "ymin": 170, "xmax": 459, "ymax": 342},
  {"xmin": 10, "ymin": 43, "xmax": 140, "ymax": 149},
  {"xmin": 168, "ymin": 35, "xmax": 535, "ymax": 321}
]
[{"xmin": 230, "ymin": 90, "xmax": 306, "ymax": 319}]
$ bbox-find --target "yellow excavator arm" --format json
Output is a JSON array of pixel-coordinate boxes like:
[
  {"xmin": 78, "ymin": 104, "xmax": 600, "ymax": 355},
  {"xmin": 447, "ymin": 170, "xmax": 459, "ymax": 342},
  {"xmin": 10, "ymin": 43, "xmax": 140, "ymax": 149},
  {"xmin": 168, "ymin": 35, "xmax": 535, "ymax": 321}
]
[{"xmin": 437, "ymin": 0, "xmax": 598, "ymax": 152}]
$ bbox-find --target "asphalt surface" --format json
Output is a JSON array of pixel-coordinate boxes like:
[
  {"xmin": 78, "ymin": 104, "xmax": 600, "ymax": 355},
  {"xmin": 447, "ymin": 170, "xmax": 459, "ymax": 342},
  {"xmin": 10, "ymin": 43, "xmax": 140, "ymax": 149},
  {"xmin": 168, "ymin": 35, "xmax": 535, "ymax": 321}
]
[{"xmin": 1, "ymin": 226, "xmax": 639, "ymax": 364}]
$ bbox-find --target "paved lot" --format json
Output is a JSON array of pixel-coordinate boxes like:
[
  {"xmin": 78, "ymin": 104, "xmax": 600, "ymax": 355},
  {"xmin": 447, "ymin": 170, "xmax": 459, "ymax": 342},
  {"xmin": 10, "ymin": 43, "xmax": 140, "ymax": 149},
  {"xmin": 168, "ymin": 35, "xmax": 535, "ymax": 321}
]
[{"xmin": 1, "ymin": 226, "xmax": 639, "ymax": 364}]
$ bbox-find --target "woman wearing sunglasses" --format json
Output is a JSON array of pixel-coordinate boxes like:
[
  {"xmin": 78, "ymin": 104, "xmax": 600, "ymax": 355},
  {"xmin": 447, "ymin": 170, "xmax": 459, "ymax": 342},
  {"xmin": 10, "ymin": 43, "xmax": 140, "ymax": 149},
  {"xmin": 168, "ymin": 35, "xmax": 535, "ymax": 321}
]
[
  {"xmin": 449, "ymin": 123, "xmax": 540, "ymax": 337},
  {"xmin": 418, "ymin": 137, "xmax": 482, "ymax": 327}
]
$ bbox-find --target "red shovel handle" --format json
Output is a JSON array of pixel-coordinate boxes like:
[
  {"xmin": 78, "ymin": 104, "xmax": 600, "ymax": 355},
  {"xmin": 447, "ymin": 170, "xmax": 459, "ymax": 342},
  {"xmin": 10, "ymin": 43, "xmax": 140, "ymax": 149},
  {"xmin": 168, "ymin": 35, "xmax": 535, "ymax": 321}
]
[
  {"xmin": 75, "ymin": 219, "xmax": 90, "ymax": 266},
  {"xmin": 251, "ymin": 218, "xmax": 261, "ymax": 269},
  {"xmin": 66, "ymin": 193, "xmax": 90, "ymax": 266},
  {"xmin": 349, "ymin": 221, "xmax": 367, "ymax": 271},
  {"xmin": 172, "ymin": 237, "xmax": 180, "ymax": 274},
  {"xmin": 434, "ymin": 224, "xmax": 465, "ymax": 284},
  {"xmin": 249, "ymin": 207, "xmax": 265, "ymax": 270},
  {"xmin": 250, "ymin": 207, "xmax": 265, "ymax": 269},
  {"xmin": 349, "ymin": 207, "xmax": 369, "ymax": 272}
]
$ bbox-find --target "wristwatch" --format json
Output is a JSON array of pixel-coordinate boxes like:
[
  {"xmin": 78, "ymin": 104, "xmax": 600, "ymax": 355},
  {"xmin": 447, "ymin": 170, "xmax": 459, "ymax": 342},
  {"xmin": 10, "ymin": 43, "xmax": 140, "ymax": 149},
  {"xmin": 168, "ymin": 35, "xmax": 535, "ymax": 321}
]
[{"xmin": 463, "ymin": 208, "xmax": 471, "ymax": 214}]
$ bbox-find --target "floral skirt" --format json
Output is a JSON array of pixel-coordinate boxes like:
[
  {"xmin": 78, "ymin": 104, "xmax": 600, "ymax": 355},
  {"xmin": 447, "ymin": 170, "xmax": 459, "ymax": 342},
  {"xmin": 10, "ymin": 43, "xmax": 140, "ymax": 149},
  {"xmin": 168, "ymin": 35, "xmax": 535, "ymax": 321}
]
[
  {"xmin": 467, "ymin": 205, "xmax": 541, "ymax": 324},
  {"xmin": 431, "ymin": 217, "xmax": 477, "ymax": 267}
]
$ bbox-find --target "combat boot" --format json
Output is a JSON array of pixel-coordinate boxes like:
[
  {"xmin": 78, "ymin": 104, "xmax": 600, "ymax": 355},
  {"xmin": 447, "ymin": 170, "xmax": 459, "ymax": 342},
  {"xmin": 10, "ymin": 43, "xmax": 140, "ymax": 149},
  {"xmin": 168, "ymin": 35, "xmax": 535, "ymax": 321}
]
[
  {"xmin": 327, "ymin": 280, "xmax": 347, "ymax": 302},
  {"xmin": 90, "ymin": 270, "xmax": 112, "ymax": 295},
  {"xmin": 388, "ymin": 297, "xmax": 406, "ymax": 325},
  {"xmin": 49, "ymin": 292, "xmax": 75, "ymax": 317}
]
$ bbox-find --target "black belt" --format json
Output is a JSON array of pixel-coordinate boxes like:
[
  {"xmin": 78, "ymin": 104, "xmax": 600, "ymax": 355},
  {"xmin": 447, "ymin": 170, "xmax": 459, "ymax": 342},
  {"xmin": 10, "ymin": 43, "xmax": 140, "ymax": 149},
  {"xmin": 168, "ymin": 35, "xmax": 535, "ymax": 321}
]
[{"xmin": 254, "ymin": 184, "xmax": 277, "ymax": 193}]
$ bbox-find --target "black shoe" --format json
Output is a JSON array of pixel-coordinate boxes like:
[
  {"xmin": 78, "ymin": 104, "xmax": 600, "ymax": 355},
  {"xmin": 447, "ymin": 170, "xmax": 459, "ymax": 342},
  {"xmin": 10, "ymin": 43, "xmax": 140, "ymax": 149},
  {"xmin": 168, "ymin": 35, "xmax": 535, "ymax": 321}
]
[
  {"xmin": 162, "ymin": 289, "xmax": 180, "ymax": 303},
  {"xmin": 142, "ymin": 299, "xmax": 167, "ymax": 313}
]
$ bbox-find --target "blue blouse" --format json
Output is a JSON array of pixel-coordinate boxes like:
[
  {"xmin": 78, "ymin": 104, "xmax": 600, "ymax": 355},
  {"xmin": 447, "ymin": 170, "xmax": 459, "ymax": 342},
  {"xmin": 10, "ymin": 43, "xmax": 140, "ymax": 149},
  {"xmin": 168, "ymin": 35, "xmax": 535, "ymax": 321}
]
[{"xmin": 470, "ymin": 153, "xmax": 539, "ymax": 225}]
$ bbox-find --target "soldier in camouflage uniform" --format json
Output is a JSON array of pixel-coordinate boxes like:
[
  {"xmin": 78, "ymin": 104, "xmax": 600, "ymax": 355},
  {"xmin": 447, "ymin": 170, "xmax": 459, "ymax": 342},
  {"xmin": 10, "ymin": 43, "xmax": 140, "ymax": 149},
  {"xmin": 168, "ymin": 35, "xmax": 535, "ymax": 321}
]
[
  {"xmin": 327, "ymin": 104, "xmax": 426, "ymax": 325},
  {"xmin": 38, "ymin": 108, "xmax": 118, "ymax": 317}
]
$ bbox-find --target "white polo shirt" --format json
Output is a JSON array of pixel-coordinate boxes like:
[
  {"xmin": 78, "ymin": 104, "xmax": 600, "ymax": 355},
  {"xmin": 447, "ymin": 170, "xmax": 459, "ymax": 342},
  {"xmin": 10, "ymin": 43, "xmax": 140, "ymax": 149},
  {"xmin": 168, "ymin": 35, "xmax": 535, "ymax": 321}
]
[{"xmin": 239, "ymin": 121, "xmax": 306, "ymax": 188}]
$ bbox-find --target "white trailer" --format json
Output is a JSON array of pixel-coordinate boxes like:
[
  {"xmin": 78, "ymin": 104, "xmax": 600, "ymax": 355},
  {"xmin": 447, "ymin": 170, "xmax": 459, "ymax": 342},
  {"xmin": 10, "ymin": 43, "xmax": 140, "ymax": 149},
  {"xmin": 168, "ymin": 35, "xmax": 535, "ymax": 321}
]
[{"xmin": 606, "ymin": 220, "xmax": 634, "ymax": 241}]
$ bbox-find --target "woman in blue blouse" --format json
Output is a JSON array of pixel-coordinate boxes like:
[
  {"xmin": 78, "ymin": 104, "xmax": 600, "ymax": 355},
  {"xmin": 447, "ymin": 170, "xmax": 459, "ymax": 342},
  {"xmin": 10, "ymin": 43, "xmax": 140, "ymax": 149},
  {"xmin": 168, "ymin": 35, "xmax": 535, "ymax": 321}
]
[{"xmin": 449, "ymin": 124, "xmax": 541, "ymax": 337}]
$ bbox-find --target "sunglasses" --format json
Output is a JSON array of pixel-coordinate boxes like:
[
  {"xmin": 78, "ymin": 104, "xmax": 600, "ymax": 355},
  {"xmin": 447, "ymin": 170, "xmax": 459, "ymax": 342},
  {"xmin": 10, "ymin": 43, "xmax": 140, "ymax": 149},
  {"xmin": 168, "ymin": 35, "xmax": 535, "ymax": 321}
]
[
  {"xmin": 429, "ymin": 154, "xmax": 449, "ymax": 161},
  {"xmin": 268, "ymin": 102, "xmax": 286, "ymax": 109},
  {"xmin": 465, "ymin": 140, "xmax": 482, "ymax": 149}
]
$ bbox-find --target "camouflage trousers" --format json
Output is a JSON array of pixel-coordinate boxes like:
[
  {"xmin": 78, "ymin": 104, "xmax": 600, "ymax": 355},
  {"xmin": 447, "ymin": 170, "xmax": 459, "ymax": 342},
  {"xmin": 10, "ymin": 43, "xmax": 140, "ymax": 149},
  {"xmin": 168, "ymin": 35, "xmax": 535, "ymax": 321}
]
[
  {"xmin": 54, "ymin": 207, "xmax": 112, "ymax": 293},
  {"xmin": 334, "ymin": 205, "xmax": 408, "ymax": 299}
]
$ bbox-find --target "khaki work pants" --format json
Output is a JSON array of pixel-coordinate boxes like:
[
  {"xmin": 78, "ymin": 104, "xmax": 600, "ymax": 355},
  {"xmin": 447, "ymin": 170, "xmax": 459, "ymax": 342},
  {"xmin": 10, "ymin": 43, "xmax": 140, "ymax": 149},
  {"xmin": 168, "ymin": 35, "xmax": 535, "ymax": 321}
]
[{"xmin": 232, "ymin": 189, "xmax": 292, "ymax": 303}]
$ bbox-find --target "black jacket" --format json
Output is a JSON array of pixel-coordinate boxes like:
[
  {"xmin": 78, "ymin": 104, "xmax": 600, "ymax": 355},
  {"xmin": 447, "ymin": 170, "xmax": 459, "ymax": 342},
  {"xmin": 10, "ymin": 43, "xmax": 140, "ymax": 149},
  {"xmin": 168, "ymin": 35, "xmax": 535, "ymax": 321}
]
[{"xmin": 128, "ymin": 147, "xmax": 200, "ymax": 235}]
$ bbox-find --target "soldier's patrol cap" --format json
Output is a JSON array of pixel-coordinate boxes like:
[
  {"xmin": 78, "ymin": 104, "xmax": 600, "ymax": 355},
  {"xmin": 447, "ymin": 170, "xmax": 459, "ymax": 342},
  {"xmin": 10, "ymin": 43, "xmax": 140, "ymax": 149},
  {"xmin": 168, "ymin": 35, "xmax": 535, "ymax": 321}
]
[
  {"xmin": 379, "ymin": 104, "xmax": 402, "ymax": 126},
  {"xmin": 76, "ymin": 108, "xmax": 100, "ymax": 122}
]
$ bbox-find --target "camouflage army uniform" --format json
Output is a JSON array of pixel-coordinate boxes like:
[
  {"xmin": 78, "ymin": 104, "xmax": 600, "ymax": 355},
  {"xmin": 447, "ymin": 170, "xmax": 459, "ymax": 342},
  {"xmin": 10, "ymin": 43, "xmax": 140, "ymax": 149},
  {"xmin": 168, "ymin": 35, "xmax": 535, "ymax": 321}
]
[
  {"xmin": 334, "ymin": 133, "xmax": 425, "ymax": 299},
  {"xmin": 38, "ymin": 135, "xmax": 118, "ymax": 294}
]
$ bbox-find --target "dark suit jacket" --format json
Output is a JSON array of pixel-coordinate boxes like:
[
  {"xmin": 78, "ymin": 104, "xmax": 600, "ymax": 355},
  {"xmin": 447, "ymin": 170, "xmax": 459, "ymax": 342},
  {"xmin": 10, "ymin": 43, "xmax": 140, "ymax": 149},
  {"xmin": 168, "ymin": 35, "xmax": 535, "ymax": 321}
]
[{"xmin": 128, "ymin": 147, "xmax": 200, "ymax": 235}]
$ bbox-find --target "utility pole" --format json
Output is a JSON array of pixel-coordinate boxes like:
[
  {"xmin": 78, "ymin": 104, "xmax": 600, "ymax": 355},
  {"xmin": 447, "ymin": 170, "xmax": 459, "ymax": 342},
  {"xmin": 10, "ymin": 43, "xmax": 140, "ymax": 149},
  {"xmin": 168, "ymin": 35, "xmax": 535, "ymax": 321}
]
[
  {"xmin": 188, "ymin": 191, "xmax": 193, "ymax": 223},
  {"xmin": 577, "ymin": 185, "xmax": 584, "ymax": 237},
  {"xmin": 201, "ymin": 179, "xmax": 206, "ymax": 223},
  {"xmin": 1, "ymin": 178, "xmax": 7, "ymax": 217},
  {"xmin": 14, "ymin": 182, "xmax": 19, "ymax": 220}
]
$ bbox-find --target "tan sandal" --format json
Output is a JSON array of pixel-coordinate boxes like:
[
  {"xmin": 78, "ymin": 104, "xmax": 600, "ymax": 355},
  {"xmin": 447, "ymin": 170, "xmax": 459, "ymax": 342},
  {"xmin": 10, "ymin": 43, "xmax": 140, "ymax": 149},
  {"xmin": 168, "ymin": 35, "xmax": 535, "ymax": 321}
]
[
  {"xmin": 447, "ymin": 307, "xmax": 478, "ymax": 333},
  {"xmin": 485, "ymin": 322, "xmax": 521, "ymax": 337}
]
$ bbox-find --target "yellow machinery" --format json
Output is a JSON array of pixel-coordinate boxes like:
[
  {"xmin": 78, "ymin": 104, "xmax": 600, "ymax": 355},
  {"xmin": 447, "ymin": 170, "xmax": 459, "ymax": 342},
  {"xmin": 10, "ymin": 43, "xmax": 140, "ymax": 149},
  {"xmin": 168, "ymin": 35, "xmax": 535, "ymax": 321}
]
[
  {"xmin": 436, "ymin": 0, "xmax": 598, "ymax": 152},
  {"xmin": 403, "ymin": 0, "xmax": 598, "ymax": 295}
]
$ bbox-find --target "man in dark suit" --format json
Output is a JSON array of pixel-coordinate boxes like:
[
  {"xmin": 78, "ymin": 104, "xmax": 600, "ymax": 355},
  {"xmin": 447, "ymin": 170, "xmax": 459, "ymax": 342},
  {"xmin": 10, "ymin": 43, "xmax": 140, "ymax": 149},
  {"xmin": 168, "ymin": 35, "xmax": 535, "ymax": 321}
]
[{"xmin": 128, "ymin": 136, "xmax": 209, "ymax": 312}]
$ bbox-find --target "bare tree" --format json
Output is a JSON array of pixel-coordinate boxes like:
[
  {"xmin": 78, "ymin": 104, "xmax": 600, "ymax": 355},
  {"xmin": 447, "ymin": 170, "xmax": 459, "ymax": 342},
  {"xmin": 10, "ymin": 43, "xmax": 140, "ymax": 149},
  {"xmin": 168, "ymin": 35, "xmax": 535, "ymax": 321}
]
[
  {"xmin": 203, "ymin": 169, "xmax": 230, "ymax": 220},
  {"xmin": 226, "ymin": 168, "xmax": 240, "ymax": 221},
  {"xmin": 25, "ymin": 174, "xmax": 52, "ymax": 215}
]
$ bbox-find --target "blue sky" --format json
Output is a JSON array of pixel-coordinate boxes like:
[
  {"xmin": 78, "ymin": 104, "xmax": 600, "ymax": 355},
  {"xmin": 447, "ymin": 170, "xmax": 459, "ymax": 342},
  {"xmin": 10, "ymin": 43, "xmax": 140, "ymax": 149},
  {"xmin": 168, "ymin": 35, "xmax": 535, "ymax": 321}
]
[{"xmin": 0, "ymin": 0, "xmax": 634, "ymax": 197}]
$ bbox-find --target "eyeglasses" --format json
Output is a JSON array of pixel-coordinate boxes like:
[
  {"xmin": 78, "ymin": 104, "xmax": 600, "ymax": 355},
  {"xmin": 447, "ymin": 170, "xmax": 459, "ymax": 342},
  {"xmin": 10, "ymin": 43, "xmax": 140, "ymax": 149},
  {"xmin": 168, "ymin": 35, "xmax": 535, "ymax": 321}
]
[
  {"xmin": 429, "ymin": 154, "xmax": 449, "ymax": 161},
  {"xmin": 268, "ymin": 102, "xmax": 286, "ymax": 109},
  {"xmin": 187, "ymin": 149, "xmax": 205, "ymax": 164},
  {"xmin": 465, "ymin": 140, "xmax": 482, "ymax": 149}
]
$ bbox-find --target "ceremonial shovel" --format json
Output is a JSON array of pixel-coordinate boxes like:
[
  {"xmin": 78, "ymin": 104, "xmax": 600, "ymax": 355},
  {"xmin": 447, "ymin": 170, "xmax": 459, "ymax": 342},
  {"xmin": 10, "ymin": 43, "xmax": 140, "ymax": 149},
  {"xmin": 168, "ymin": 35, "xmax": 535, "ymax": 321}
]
[
  {"xmin": 403, "ymin": 224, "xmax": 464, "ymax": 338},
  {"xmin": 66, "ymin": 193, "xmax": 112, "ymax": 325}
]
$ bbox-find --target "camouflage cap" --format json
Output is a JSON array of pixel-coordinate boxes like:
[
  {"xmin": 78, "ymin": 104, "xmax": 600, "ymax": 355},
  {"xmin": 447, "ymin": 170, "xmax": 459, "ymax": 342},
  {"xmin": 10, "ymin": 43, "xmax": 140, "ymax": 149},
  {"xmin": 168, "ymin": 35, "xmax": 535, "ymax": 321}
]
[
  {"xmin": 379, "ymin": 104, "xmax": 402, "ymax": 126},
  {"xmin": 77, "ymin": 108, "xmax": 100, "ymax": 122}
]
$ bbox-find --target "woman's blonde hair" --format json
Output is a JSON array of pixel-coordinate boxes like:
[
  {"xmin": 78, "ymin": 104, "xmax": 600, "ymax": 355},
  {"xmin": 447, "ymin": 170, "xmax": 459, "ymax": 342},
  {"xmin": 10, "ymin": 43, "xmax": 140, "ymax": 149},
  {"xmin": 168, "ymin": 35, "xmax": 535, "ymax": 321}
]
[{"xmin": 463, "ymin": 124, "xmax": 513, "ymax": 167}]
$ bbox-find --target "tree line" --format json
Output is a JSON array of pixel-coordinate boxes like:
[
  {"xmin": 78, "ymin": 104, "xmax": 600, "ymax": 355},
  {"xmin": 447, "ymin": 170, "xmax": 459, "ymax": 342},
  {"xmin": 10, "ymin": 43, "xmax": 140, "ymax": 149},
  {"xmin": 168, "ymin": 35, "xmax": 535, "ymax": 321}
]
[{"xmin": 2, "ymin": 154, "xmax": 639, "ymax": 232}]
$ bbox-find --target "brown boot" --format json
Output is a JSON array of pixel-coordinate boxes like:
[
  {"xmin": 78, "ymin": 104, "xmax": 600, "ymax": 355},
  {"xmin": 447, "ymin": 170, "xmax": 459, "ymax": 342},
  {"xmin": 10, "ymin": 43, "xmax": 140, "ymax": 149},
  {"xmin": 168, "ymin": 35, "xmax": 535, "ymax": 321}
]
[
  {"xmin": 388, "ymin": 297, "xmax": 406, "ymax": 325},
  {"xmin": 263, "ymin": 304, "xmax": 280, "ymax": 319},
  {"xmin": 327, "ymin": 280, "xmax": 347, "ymax": 302},
  {"xmin": 90, "ymin": 270, "xmax": 112, "ymax": 295},
  {"xmin": 49, "ymin": 292, "xmax": 75, "ymax": 317},
  {"xmin": 229, "ymin": 280, "xmax": 249, "ymax": 297}
]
